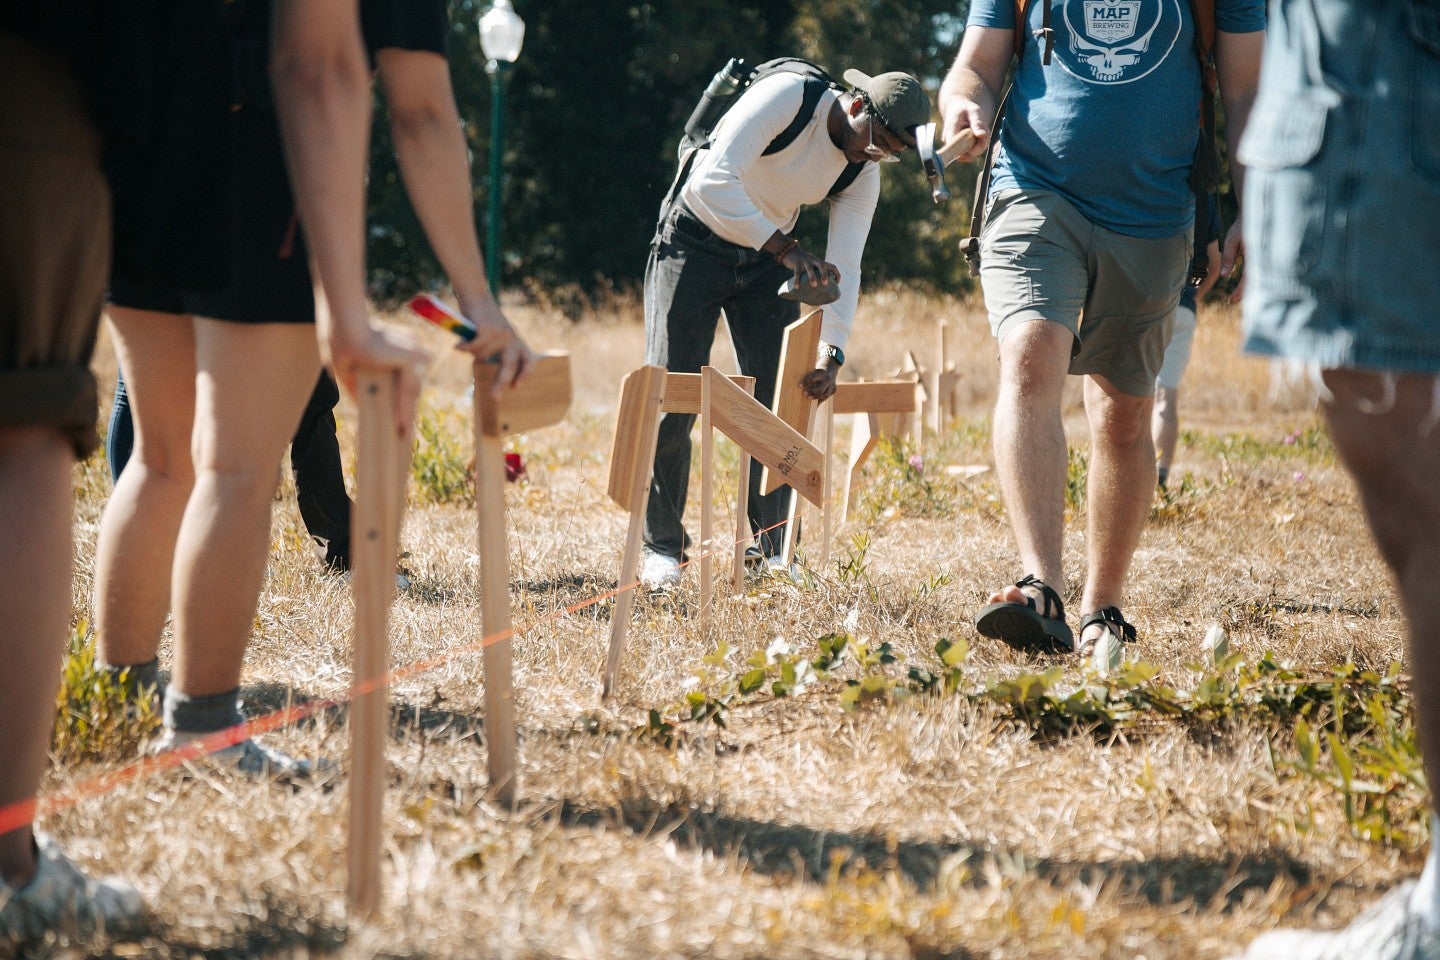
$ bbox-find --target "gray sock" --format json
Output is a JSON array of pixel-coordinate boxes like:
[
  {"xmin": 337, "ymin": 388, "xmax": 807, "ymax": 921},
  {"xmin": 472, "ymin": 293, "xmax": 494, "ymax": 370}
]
[
  {"xmin": 101, "ymin": 658, "xmax": 160, "ymax": 701},
  {"xmin": 163, "ymin": 687, "xmax": 243, "ymax": 735}
]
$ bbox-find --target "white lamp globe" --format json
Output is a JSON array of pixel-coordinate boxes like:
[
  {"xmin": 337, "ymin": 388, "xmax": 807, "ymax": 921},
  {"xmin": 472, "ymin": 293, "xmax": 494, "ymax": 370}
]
[{"xmin": 479, "ymin": 0, "xmax": 525, "ymax": 63}]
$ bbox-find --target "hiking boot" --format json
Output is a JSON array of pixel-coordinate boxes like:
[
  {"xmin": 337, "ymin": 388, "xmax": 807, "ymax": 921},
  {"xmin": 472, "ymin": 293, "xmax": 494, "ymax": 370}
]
[
  {"xmin": 639, "ymin": 551, "xmax": 682, "ymax": 592},
  {"xmin": 151, "ymin": 728, "xmax": 335, "ymax": 785},
  {"xmin": 0, "ymin": 834, "xmax": 144, "ymax": 944},
  {"xmin": 1236, "ymin": 883, "xmax": 1440, "ymax": 960}
]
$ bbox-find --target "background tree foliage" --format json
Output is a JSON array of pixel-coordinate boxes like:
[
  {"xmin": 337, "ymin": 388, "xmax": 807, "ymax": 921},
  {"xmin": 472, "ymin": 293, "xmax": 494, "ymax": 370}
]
[{"xmin": 366, "ymin": 0, "xmax": 973, "ymax": 309}]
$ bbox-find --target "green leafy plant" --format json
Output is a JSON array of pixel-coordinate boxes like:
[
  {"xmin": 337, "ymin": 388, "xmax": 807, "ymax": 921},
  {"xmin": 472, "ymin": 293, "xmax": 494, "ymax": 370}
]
[
  {"xmin": 859, "ymin": 437, "xmax": 955, "ymax": 520},
  {"xmin": 52, "ymin": 622, "xmax": 160, "ymax": 762},
  {"xmin": 410, "ymin": 403, "xmax": 473, "ymax": 505},
  {"xmin": 835, "ymin": 534, "xmax": 872, "ymax": 587},
  {"xmin": 1277, "ymin": 663, "xmax": 1426, "ymax": 847}
]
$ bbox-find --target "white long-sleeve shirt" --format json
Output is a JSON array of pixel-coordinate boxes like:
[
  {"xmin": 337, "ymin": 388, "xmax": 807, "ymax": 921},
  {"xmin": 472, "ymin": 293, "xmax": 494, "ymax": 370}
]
[{"xmin": 681, "ymin": 71, "xmax": 880, "ymax": 351}]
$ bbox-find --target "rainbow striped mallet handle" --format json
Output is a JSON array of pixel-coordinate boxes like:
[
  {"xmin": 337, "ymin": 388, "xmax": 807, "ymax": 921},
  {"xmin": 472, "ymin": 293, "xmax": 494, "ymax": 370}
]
[{"xmin": 408, "ymin": 293, "xmax": 477, "ymax": 342}]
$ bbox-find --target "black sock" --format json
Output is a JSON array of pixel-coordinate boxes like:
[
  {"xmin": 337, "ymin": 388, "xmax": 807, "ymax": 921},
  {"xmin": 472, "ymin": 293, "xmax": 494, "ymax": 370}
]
[
  {"xmin": 163, "ymin": 687, "xmax": 243, "ymax": 735},
  {"xmin": 101, "ymin": 657, "xmax": 160, "ymax": 702}
]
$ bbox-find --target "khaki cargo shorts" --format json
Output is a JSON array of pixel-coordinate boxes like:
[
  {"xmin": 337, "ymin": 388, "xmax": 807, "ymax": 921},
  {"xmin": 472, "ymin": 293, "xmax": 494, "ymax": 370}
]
[
  {"xmin": 0, "ymin": 32, "xmax": 110, "ymax": 459},
  {"xmin": 979, "ymin": 189, "xmax": 1191, "ymax": 397}
]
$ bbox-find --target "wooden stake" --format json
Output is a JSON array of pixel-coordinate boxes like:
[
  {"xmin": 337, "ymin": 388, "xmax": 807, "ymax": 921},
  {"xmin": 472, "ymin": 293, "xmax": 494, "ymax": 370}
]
[
  {"xmin": 842, "ymin": 411, "xmax": 880, "ymax": 525},
  {"xmin": 699, "ymin": 368, "xmax": 714, "ymax": 630},
  {"xmin": 474, "ymin": 383, "xmax": 517, "ymax": 809},
  {"xmin": 703, "ymin": 367, "xmax": 823, "ymax": 508},
  {"xmin": 929, "ymin": 320, "xmax": 944, "ymax": 434},
  {"xmin": 732, "ymin": 380, "xmax": 754, "ymax": 592},
  {"xmin": 819, "ymin": 396, "xmax": 835, "ymax": 568},
  {"xmin": 470, "ymin": 351, "xmax": 572, "ymax": 806},
  {"xmin": 760, "ymin": 311, "xmax": 823, "ymax": 495},
  {"xmin": 602, "ymin": 366, "xmax": 667, "ymax": 699},
  {"xmin": 348, "ymin": 370, "xmax": 408, "ymax": 919}
]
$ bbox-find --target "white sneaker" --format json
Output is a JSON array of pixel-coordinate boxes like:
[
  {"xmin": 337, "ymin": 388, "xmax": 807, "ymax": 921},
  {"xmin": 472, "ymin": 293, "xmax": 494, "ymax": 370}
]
[
  {"xmin": 336, "ymin": 570, "xmax": 413, "ymax": 591},
  {"xmin": 1236, "ymin": 883, "xmax": 1440, "ymax": 960},
  {"xmin": 151, "ymin": 728, "xmax": 335, "ymax": 784},
  {"xmin": 0, "ymin": 834, "xmax": 144, "ymax": 944},
  {"xmin": 639, "ymin": 551, "xmax": 682, "ymax": 592}
]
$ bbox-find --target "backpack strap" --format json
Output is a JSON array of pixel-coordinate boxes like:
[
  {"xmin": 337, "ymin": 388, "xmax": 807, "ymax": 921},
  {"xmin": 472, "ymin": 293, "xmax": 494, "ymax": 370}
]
[
  {"xmin": 1014, "ymin": 0, "xmax": 1052, "ymax": 66},
  {"xmin": 761, "ymin": 72, "xmax": 863, "ymax": 197},
  {"xmin": 827, "ymin": 161, "xmax": 865, "ymax": 198},
  {"xmin": 1188, "ymin": 0, "xmax": 1222, "ymax": 191},
  {"xmin": 763, "ymin": 74, "xmax": 830, "ymax": 156},
  {"xmin": 1191, "ymin": 0, "xmax": 1218, "ymax": 96}
]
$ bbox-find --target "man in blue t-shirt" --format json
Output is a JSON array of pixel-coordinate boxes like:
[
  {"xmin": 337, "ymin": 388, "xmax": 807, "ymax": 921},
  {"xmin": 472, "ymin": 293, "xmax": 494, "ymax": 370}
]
[{"xmin": 938, "ymin": 0, "xmax": 1264, "ymax": 657}]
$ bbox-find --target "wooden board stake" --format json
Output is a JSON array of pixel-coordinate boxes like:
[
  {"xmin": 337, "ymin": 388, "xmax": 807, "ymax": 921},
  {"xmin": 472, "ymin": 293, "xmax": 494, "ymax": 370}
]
[
  {"xmin": 819, "ymin": 397, "xmax": 835, "ymax": 568},
  {"xmin": 929, "ymin": 321, "xmax": 945, "ymax": 434},
  {"xmin": 760, "ymin": 311, "xmax": 823, "ymax": 495},
  {"xmin": 732, "ymin": 380, "xmax": 754, "ymax": 591},
  {"xmin": 841, "ymin": 411, "xmax": 879, "ymax": 526},
  {"xmin": 472, "ymin": 353, "xmax": 572, "ymax": 807},
  {"xmin": 699, "ymin": 369, "xmax": 714, "ymax": 630},
  {"xmin": 704, "ymin": 367, "xmax": 823, "ymax": 508},
  {"xmin": 348, "ymin": 370, "xmax": 408, "ymax": 919},
  {"xmin": 602, "ymin": 366, "xmax": 667, "ymax": 699}
]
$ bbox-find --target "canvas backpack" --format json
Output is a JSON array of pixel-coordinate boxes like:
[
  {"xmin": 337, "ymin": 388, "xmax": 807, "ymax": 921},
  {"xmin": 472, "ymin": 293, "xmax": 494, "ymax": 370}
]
[
  {"xmin": 662, "ymin": 56, "xmax": 866, "ymax": 215},
  {"xmin": 962, "ymin": 0, "xmax": 1221, "ymax": 275}
]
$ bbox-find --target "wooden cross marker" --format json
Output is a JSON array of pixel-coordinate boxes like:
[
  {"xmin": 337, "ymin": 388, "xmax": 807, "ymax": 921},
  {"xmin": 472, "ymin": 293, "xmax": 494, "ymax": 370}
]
[
  {"xmin": 830, "ymin": 380, "xmax": 918, "ymax": 530},
  {"xmin": 756, "ymin": 312, "xmax": 823, "ymax": 565},
  {"xmin": 472, "ymin": 352, "xmax": 571, "ymax": 808},
  {"xmin": 348, "ymin": 369, "xmax": 410, "ymax": 920},
  {"xmin": 602, "ymin": 369, "xmax": 754, "ymax": 696}
]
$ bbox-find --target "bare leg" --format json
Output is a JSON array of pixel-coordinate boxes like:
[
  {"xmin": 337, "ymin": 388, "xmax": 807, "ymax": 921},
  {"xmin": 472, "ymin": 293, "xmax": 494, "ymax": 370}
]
[
  {"xmin": 1152, "ymin": 385, "xmax": 1179, "ymax": 478},
  {"xmin": 1320, "ymin": 371, "xmax": 1440, "ymax": 790},
  {"xmin": 988, "ymin": 320, "xmax": 1072, "ymax": 606},
  {"xmin": 0, "ymin": 429, "xmax": 74, "ymax": 886},
  {"xmin": 1079, "ymin": 374, "xmax": 1155, "ymax": 624},
  {"xmin": 93, "ymin": 308, "xmax": 196, "ymax": 668},
  {"xmin": 168, "ymin": 319, "xmax": 320, "ymax": 698}
]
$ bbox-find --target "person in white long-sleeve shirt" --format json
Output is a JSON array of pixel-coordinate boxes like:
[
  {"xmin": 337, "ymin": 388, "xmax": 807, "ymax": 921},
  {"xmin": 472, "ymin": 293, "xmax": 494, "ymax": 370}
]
[{"xmin": 640, "ymin": 66, "xmax": 931, "ymax": 590}]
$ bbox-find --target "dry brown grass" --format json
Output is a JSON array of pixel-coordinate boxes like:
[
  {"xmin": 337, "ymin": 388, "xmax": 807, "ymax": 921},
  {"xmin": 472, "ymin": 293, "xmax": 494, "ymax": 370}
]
[{"xmin": 35, "ymin": 288, "xmax": 1421, "ymax": 959}]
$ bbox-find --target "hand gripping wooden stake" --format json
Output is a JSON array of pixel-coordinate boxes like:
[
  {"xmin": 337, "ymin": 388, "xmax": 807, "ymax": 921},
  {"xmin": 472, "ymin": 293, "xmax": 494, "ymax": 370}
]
[
  {"xmin": 348, "ymin": 370, "xmax": 410, "ymax": 919},
  {"xmin": 472, "ymin": 352, "xmax": 571, "ymax": 808}
]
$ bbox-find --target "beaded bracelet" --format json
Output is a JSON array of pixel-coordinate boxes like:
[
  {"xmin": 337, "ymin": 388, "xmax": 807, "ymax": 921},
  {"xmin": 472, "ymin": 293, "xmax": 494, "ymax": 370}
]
[{"xmin": 772, "ymin": 236, "xmax": 799, "ymax": 265}]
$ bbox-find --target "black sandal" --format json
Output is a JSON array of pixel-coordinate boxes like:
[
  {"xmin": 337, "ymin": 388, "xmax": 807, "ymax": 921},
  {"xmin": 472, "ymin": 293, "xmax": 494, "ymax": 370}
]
[
  {"xmin": 975, "ymin": 574, "xmax": 1074, "ymax": 653},
  {"xmin": 1076, "ymin": 606, "xmax": 1137, "ymax": 655}
]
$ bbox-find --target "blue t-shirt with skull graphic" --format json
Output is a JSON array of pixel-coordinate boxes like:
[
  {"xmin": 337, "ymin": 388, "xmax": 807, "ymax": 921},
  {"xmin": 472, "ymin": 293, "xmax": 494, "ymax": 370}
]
[{"xmin": 967, "ymin": 0, "xmax": 1264, "ymax": 238}]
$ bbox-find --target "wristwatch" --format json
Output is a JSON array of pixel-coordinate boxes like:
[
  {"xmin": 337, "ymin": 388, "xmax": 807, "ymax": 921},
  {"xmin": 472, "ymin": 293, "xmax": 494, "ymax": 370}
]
[{"xmin": 818, "ymin": 344, "xmax": 845, "ymax": 367}]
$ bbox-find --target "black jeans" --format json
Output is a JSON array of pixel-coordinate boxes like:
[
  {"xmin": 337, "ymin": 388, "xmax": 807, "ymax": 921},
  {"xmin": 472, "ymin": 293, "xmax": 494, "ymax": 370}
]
[
  {"xmin": 643, "ymin": 199, "xmax": 799, "ymax": 560},
  {"xmin": 108, "ymin": 369, "xmax": 354, "ymax": 570}
]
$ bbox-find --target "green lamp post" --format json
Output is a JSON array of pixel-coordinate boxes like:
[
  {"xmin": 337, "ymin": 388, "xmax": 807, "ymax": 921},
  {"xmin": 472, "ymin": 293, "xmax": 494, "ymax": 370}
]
[{"xmin": 479, "ymin": 0, "xmax": 525, "ymax": 295}]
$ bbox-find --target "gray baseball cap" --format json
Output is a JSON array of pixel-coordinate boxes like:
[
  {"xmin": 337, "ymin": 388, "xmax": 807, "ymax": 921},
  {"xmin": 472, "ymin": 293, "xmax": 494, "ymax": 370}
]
[{"xmin": 843, "ymin": 69, "xmax": 931, "ymax": 148}]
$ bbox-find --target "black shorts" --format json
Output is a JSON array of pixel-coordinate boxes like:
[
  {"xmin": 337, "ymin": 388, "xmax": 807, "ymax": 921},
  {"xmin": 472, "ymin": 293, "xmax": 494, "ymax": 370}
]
[
  {"xmin": 107, "ymin": 14, "xmax": 313, "ymax": 325},
  {"xmin": 110, "ymin": 103, "xmax": 314, "ymax": 325}
]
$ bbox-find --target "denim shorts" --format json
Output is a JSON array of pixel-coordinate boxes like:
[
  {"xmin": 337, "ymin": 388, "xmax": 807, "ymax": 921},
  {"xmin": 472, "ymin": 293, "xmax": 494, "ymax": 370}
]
[{"xmin": 1241, "ymin": 0, "xmax": 1440, "ymax": 374}]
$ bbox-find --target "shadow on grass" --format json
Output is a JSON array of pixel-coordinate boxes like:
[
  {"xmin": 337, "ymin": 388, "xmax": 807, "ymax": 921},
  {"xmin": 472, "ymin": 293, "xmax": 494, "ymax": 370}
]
[
  {"xmin": 15, "ymin": 892, "xmax": 383, "ymax": 960},
  {"xmin": 554, "ymin": 798, "xmax": 1315, "ymax": 912}
]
